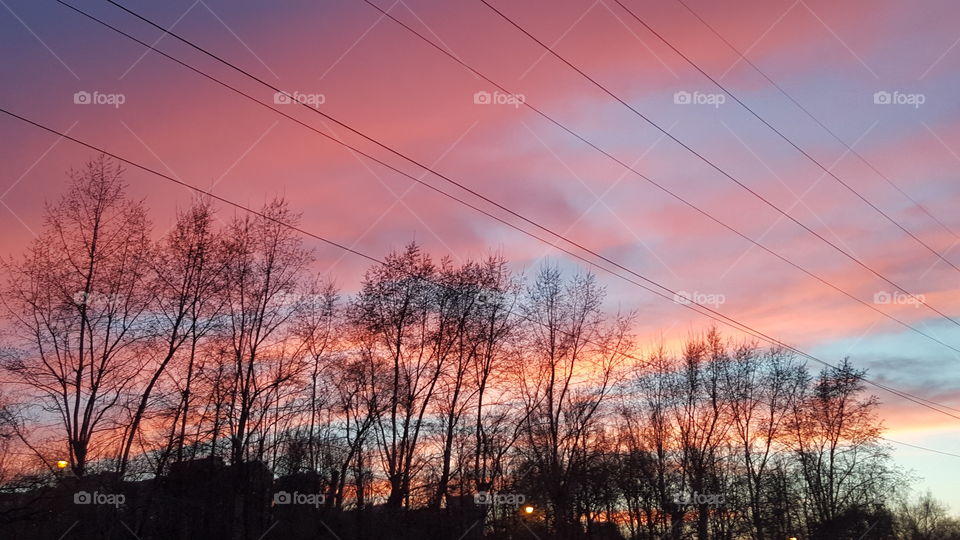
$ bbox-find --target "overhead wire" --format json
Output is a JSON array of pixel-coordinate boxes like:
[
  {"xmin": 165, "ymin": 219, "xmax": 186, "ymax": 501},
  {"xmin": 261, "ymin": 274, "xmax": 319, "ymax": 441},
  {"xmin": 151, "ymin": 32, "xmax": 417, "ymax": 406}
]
[
  {"xmin": 351, "ymin": 0, "xmax": 960, "ymax": 358},
  {"xmin": 30, "ymin": 0, "xmax": 960, "ymax": 426},
  {"xmin": 610, "ymin": 0, "xmax": 960, "ymax": 275},
  {"xmin": 476, "ymin": 0, "xmax": 960, "ymax": 329}
]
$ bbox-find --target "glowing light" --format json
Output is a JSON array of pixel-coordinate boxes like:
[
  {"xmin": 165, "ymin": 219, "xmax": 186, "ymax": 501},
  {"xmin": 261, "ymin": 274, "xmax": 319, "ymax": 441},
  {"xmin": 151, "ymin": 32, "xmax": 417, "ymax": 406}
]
[
  {"xmin": 56, "ymin": 460, "xmax": 69, "ymax": 470},
  {"xmin": 524, "ymin": 505, "xmax": 534, "ymax": 514}
]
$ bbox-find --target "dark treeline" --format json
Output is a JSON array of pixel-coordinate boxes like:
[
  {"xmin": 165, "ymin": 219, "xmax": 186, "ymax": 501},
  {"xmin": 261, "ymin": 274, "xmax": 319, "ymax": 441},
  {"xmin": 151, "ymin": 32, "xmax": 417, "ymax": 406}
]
[{"xmin": 0, "ymin": 157, "xmax": 956, "ymax": 539}]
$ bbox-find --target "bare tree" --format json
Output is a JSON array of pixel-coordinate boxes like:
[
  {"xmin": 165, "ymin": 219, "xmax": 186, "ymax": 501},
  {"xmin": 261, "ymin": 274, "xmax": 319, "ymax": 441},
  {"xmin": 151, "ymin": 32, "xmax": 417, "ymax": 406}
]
[
  {"xmin": 351, "ymin": 243, "xmax": 441, "ymax": 508},
  {"xmin": 723, "ymin": 344, "xmax": 805, "ymax": 539},
  {"xmin": 669, "ymin": 330, "xmax": 733, "ymax": 539},
  {"xmin": 214, "ymin": 199, "xmax": 312, "ymax": 540},
  {"xmin": 1, "ymin": 156, "xmax": 152, "ymax": 476},
  {"xmin": 515, "ymin": 265, "xmax": 632, "ymax": 538},
  {"xmin": 788, "ymin": 358, "xmax": 892, "ymax": 534},
  {"xmin": 292, "ymin": 277, "xmax": 340, "ymax": 472},
  {"xmin": 617, "ymin": 345, "xmax": 682, "ymax": 539},
  {"xmin": 896, "ymin": 491, "xmax": 960, "ymax": 540},
  {"xmin": 118, "ymin": 199, "xmax": 225, "ymax": 478},
  {"xmin": 0, "ymin": 161, "xmax": 934, "ymax": 539},
  {"xmin": 465, "ymin": 255, "xmax": 519, "ymax": 497},
  {"xmin": 218, "ymin": 199, "xmax": 311, "ymax": 466},
  {"xmin": 327, "ymin": 348, "xmax": 382, "ymax": 509}
]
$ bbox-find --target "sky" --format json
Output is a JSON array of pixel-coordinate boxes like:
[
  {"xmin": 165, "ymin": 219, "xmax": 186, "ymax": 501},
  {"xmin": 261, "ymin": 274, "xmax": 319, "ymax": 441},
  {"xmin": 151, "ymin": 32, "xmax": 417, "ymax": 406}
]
[{"xmin": 1, "ymin": 0, "xmax": 959, "ymax": 509}]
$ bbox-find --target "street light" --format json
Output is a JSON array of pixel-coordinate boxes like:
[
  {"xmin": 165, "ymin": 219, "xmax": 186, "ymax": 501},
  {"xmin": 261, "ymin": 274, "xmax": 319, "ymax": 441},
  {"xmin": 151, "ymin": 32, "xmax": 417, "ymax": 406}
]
[
  {"xmin": 523, "ymin": 505, "xmax": 534, "ymax": 515},
  {"xmin": 56, "ymin": 460, "xmax": 69, "ymax": 470}
]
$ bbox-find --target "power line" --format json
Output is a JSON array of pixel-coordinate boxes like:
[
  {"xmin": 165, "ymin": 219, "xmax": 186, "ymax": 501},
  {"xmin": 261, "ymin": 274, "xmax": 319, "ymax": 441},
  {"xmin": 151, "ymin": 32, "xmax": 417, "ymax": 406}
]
[
  {"xmin": 5, "ymin": 104, "xmax": 960, "ymax": 449},
  {"xmin": 67, "ymin": 0, "xmax": 960, "ymax": 420},
  {"xmin": 610, "ymin": 0, "xmax": 960, "ymax": 277},
  {"xmin": 43, "ymin": 1, "xmax": 960, "ymax": 423},
  {"xmin": 672, "ymin": 0, "xmax": 960, "ymax": 243},
  {"xmin": 58, "ymin": 0, "xmax": 785, "ymax": 341},
  {"xmin": 476, "ymin": 0, "xmax": 960, "ymax": 330},
  {"xmin": 352, "ymin": 0, "xmax": 960, "ymax": 358},
  {"xmin": 48, "ymin": 0, "xmax": 747, "ymax": 335},
  {"xmin": 881, "ymin": 436, "xmax": 960, "ymax": 460},
  {"xmin": 0, "ymin": 106, "xmax": 661, "ymax": 370},
  {"xmin": 348, "ymin": 1, "xmax": 960, "ymax": 442},
  {"xmin": 97, "ymin": 0, "xmax": 960, "ymax": 342}
]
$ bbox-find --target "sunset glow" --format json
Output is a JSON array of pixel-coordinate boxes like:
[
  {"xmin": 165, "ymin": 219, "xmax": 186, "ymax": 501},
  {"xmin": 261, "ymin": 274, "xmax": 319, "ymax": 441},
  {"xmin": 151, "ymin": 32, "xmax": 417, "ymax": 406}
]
[{"xmin": 2, "ymin": 0, "xmax": 959, "ymax": 538}]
